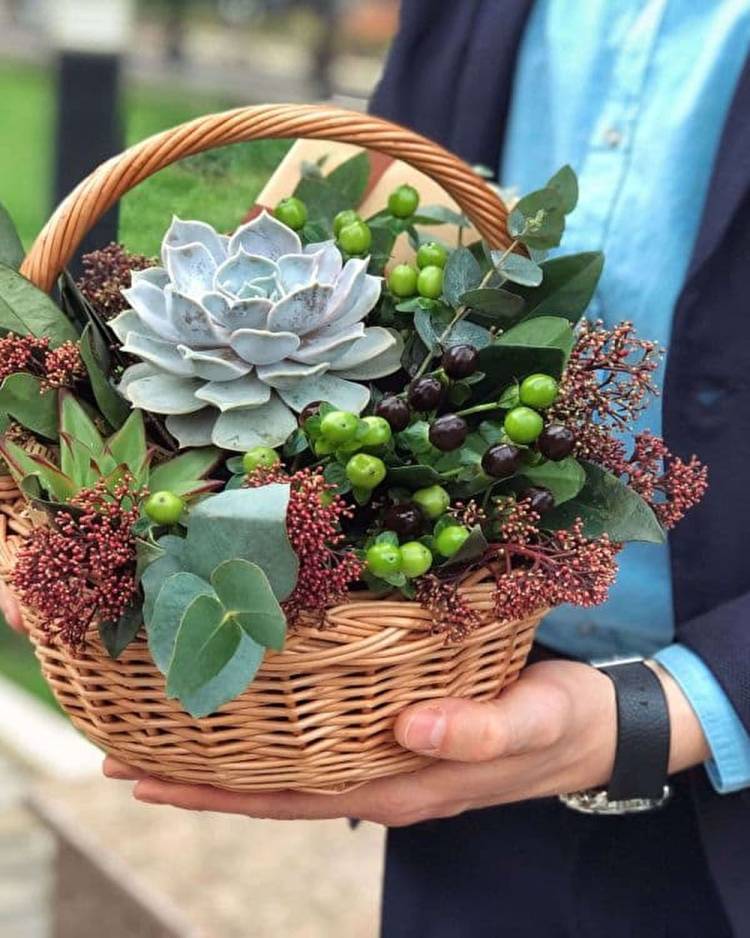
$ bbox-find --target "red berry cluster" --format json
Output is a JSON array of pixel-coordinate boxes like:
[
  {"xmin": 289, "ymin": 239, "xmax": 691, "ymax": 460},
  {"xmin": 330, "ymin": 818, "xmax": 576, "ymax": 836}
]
[
  {"xmin": 244, "ymin": 466, "xmax": 363, "ymax": 622},
  {"xmin": 489, "ymin": 516, "xmax": 619, "ymax": 621},
  {"xmin": 78, "ymin": 243, "xmax": 156, "ymax": 320},
  {"xmin": 625, "ymin": 431, "xmax": 709, "ymax": 529},
  {"xmin": 0, "ymin": 333, "xmax": 84, "ymax": 390},
  {"xmin": 413, "ymin": 573, "xmax": 482, "ymax": 641},
  {"xmin": 11, "ymin": 479, "xmax": 141, "ymax": 647}
]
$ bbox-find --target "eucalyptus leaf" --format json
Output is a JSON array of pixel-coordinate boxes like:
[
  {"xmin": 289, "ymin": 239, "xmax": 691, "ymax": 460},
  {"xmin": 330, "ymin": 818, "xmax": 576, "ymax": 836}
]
[
  {"xmin": 546, "ymin": 165, "xmax": 579, "ymax": 214},
  {"xmin": 167, "ymin": 593, "xmax": 243, "ymax": 698},
  {"xmin": 442, "ymin": 247, "xmax": 482, "ymax": 308},
  {"xmin": 141, "ymin": 535, "xmax": 189, "ymax": 627},
  {"xmin": 147, "ymin": 570, "xmax": 215, "ymax": 672},
  {"xmin": 185, "ymin": 485, "xmax": 299, "ymax": 600},
  {"xmin": 510, "ymin": 188, "xmax": 566, "ymax": 250},
  {"xmin": 0, "ymin": 202, "xmax": 23, "ymax": 270},
  {"xmin": 326, "ymin": 152, "xmax": 371, "ymax": 207},
  {"xmin": 414, "ymin": 307, "xmax": 492, "ymax": 353},
  {"xmin": 492, "ymin": 252, "xmax": 543, "ymax": 287},
  {"xmin": 411, "ymin": 204, "xmax": 470, "ymax": 227},
  {"xmin": 543, "ymin": 462, "xmax": 666, "ymax": 543},
  {"xmin": 387, "ymin": 465, "xmax": 445, "ymax": 488},
  {"xmin": 0, "ymin": 264, "xmax": 78, "ymax": 345},
  {"xmin": 0, "ymin": 372, "xmax": 58, "ymax": 439},
  {"xmin": 211, "ymin": 558, "xmax": 287, "ymax": 651},
  {"xmin": 178, "ymin": 631, "xmax": 265, "ymax": 719}
]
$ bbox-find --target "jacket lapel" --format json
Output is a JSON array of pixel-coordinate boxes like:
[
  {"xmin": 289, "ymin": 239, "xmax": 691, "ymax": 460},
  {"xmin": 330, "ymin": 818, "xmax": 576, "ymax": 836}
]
[{"xmin": 685, "ymin": 55, "xmax": 750, "ymax": 281}]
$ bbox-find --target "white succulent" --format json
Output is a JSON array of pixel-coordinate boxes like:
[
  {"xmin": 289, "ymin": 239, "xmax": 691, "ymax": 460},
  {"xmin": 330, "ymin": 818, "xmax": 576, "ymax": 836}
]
[{"xmin": 111, "ymin": 212, "xmax": 402, "ymax": 451}]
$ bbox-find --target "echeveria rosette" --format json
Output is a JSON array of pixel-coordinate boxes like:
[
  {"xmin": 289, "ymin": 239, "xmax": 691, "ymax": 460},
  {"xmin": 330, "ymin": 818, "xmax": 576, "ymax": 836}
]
[{"xmin": 111, "ymin": 212, "xmax": 402, "ymax": 451}]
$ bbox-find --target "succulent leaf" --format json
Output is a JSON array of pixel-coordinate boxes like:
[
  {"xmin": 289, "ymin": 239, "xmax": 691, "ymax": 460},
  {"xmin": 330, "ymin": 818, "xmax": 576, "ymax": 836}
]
[{"xmin": 118, "ymin": 212, "xmax": 390, "ymax": 449}]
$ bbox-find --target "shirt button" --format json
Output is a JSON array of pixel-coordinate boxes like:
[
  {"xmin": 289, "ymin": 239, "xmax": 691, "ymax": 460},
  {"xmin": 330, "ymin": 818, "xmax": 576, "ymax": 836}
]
[{"xmin": 603, "ymin": 127, "xmax": 623, "ymax": 148}]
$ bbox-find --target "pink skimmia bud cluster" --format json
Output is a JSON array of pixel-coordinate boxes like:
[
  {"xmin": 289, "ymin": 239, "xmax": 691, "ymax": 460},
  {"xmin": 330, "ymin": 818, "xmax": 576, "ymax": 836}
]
[
  {"xmin": 414, "ymin": 573, "xmax": 483, "ymax": 642},
  {"xmin": 625, "ymin": 432, "xmax": 709, "ymax": 529},
  {"xmin": 244, "ymin": 466, "xmax": 363, "ymax": 622},
  {"xmin": 489, "ymin": 501, "xmax": 619, "ymax": 621},
  {"xmin": 0, "ymin": 333, "xmax": 84, "ymax": 390},
  {"xmin": 11, "ymin": 479, "xmax": 141, "ymax": 647},
  {"xmin": 78, "ymin": 243, "xmax": 156, "ymax": 319}
]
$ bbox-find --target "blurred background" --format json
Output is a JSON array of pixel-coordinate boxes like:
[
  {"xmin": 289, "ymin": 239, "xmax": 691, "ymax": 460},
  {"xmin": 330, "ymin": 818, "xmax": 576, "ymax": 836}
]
[{"xmin": 0, "ymin": 1, "xmax": 397, "ymax": 935}]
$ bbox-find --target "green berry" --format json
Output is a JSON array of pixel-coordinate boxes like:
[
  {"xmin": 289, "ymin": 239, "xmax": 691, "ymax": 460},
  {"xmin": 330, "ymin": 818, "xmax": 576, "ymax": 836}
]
[
  {"xmin": 320, "ymin": 410, "xmax": 359, "ymax": 444},
  {"xmin": 333, "ymin": 209, "xmax": 361, "ymax": 237},
  {"xmin": 388, "ymin": 184, "xmax": 420, "ymax": 219},
  {"xmin": 360, "ymin": 415, "xmax": 392, "ymax": 448},
  {"xmin": 412, "ymin": 484, "xmax": 450, "ymax": 520},
  {"xmin": 434, "ymin": 524, "xmax": 470, "ymax": 558},
  {"xmin": 519, "ymin": 373, "xmax": 559, "ymax": 409},
  {"xmin": 337, "ymin": 220, "xmax": 372, "ymax": 256},
  {"xmin": 388, "ymin": 264, "xmax": 418, "ymax": 298},
  {"xmin": 417, "ymin": 265, "xmax": 444, "ymax": 299},
  {"xmin": 242, "ymin": 446, "xmax": 280, "ymax": 473},
  {"xmin": 345, "ymin": 453, "xmax": 387, "ymax": 490},
  {"xmin": 400, "ymin": 541, "xmax": 433, "ymax": 578},
  {"xmin": 144, "ymin": 490, "xmax": 184, "ymax": 525},
  {"xmin": 366, "ymin": 542, "xmax": 403, "ymax": 578},
  {"xmin": 504, "ymin": 406, "xmax": 545, "ymax": 444},
  {"xmin": 273, "ymin": 196, "xmax": 307, "ymax": 231},
  {"xmin": 416, "ymin": 241, "xmax": 448, "ymax": 269}
]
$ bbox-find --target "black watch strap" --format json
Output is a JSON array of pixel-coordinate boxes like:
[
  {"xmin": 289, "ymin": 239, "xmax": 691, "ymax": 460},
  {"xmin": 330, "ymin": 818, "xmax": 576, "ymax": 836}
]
[{"xmin": 600, "ymin": 660, "xmax": 671, "ymax": 801}]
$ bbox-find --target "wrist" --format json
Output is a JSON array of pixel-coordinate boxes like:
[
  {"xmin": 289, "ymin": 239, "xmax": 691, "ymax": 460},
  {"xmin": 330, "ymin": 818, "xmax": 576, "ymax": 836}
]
[{"xmin": 645, "ymin": 659, "xmax": 711, "ymax": 773}]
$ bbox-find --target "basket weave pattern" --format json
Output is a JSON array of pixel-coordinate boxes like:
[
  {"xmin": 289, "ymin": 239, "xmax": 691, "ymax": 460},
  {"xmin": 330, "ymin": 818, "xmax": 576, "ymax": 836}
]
[
  {"xmin": 1, "ymin": 477, "xmax": 540, "ymax": 792},
  {"xmin": 2, "ymin": 105, "xmax": 544, "ymax": 792}
]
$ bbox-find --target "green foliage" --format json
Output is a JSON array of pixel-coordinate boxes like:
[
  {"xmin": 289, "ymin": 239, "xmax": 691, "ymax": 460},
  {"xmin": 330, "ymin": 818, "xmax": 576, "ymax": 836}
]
[
  {"xmin": 510, "ymin": 252, "xmax": 604, "ymax": 323},
  {"xmin": 507, "ymin": 165, "xmax": 579, "ymax": 251},
  {"xmin": 544, "ymin": 462, "xmax": 666, "ymax": 543},
  {"xmin": 459, "ymin": 287, "xmax": 525, "ymax": 324},
  {"xmin": 518, "ymin": 456, "xmax": 586, "ymax": 505},
  {"xmin": 0, "ymin": 373, "xmax": 57, "ymax": 439},
  {"xmin": 294, "ymin": 152, "xmax": 371, "ymax": 235},
  {"xmin": 492, "ymin": 251, "xmax": 543, "ymax": 287},
  {"xmin": 141, "ymin": 486, "xmax": 298, "ymax": 717},
  {"xmin": 0, "ymin": 201, "xmax": 23, "ymax": 270},
  {"xmin": 79, "ymin": 323, "xmax": 130, "ymax": 429},
  {"xmin": 414, "ymin": 307, "xmax": 492, "ymax": 354},
  {"xmin": 0, "ymin": 264, "xmax": 78, "ymax": 346},
  {"xmin": 98, "ymin": 602, "xmax": 142, "ymax": 660},
  {"xmin": 498, "ymin": 316, "xmax": 576, "ymax": 359},
  {"xmin": 442, "ymin": 247, "xmax": 482, "ymax": 308}
]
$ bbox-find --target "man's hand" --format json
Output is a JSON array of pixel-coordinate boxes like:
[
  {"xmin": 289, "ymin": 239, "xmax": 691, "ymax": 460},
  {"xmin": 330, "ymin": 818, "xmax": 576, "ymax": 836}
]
[
  {"xmin": 103, "ymin": 660, "xmax": 709, "ymax": 827},
  {"xmin": 0, "ymin": 580, "xmax": 24, "ymax": 634}
]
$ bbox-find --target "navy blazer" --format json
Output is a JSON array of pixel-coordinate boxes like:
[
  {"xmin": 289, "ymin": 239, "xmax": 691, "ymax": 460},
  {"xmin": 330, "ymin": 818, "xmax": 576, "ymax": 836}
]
[{"xmin": 371, "ymin": 0, "xmax": 750, "ymax": 928}]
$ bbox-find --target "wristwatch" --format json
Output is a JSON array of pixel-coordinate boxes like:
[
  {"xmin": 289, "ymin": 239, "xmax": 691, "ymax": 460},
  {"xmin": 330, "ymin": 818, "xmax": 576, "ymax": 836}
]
[{"xmin": 560, "ymin": 657, "xmax": 672, "ymax": 815}]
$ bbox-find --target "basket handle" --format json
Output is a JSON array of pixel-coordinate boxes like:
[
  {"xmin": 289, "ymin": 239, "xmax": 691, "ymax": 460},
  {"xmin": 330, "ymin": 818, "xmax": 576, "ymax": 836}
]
[{"xmin": 21, "ymin": 103, "xmax": 510, "ymax": 293}]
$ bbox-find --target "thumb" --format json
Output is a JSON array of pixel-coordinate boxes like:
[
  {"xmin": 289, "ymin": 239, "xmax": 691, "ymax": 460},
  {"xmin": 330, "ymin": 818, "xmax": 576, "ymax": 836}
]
[
  {"xmin": 394, "ymin": 677, "xmax": 569, "ymax": 763},
  {"xmin": 0, "ymin": 582, "xmax": 24, "ymax": 634}
]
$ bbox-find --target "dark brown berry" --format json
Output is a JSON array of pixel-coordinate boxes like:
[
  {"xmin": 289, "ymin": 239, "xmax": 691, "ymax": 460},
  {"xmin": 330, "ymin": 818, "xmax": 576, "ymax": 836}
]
[
  {"xmin": 481, "ymin": 444, "xmax": 522, "ymax": 478},
  {"xmin": 374, "ymin": 395, "xmax": 411, "ymax": 432},
  {"xmin": 407, "ymin": 376, "xmax": 444, "ymax": 411},
  {"xmin": 520, "ymin": 486, "xmax": 555, "ymax": 513},
  {"xmin": 299, "ymin": 400, "xmax": 322, "ymax": 425},
  {"xmin": 428, "ymin": 414, "xmax": 468, "ymax": 451},
  {"xmin": 383, "ymin": 502, "xmax": 424, "ymax": 537},
  {"xmin": 442, "ymin": 344, "xmax": 479, "ymax": 379},
  {"xmin": 537, "ymin": 425, "xmax": 576, "ymax": 461}
]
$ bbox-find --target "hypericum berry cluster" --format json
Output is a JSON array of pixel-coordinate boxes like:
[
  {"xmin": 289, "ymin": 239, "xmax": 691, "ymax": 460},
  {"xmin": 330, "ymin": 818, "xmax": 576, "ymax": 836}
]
[
  {"xmin": 11, "ymin": 479, "xmax": 141, "ymax": 647},
  {"xmin": 78, "ymin": 243, "xmax": 156, "ymax": 319},
  {"xmin": 625, "ymin": 432, "xmax": 708, "ymax": 529},
  {"xmin": 244, "ymin": 465, "xmax": 363, "ymax": 622},
  {"xmin": 550, "ymin": 319, "xmax": 661, "ymax": 468},
  {"xmin": 414, "ymin": 573, "xmax": 483, "ymax": 641},
  {"xmin": 0, "ymin": 333, "xmax": 84, "ymax": 390}
]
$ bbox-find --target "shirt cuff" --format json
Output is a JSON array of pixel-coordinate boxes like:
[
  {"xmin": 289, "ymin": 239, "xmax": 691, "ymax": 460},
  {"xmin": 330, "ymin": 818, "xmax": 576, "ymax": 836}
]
[{"xmin": 653, "ymin": 643, "xmax": 750, "ymax": 794}]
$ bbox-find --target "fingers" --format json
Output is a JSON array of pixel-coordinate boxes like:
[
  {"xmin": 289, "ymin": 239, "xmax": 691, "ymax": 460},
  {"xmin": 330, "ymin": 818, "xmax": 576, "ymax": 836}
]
[
  {"xmin": 0, "ymin": 581, "xmax": 25, "ymax": 634},
  {"xmin": 102, "ymin": 756, "xmax": 149, "ymax": 781},
  {"xmin": 394, "ymin": 670, "xmax": 572, "ymax": 763}
]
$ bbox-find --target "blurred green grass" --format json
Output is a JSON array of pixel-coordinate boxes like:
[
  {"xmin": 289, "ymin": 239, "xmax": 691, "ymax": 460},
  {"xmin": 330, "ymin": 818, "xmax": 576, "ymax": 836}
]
[
  {"xmin": 0, "ymin": 61, "xmax": 292, "ymax": 254},
  {"xmin": 0, "ymin": 61, "xmax": 292, "ymax": 704}
]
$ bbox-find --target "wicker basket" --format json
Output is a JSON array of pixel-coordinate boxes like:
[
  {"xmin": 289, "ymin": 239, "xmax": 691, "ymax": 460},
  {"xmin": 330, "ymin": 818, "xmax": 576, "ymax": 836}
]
[{"xmin": 2, "ymin": 104, "xmax": 544, "ymax": 793}]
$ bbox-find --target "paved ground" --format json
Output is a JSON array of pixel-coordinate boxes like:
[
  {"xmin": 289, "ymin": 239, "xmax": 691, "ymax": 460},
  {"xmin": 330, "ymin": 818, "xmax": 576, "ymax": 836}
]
[{"xmin": 33, "ymin": 773, "xmax": 385, "ymax": 938}]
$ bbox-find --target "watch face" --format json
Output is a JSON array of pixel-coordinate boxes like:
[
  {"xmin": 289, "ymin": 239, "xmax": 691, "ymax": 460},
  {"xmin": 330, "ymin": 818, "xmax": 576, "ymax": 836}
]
[{"xmin": 559, "ymin": 786, "xmax": 672, "ymax": 816}]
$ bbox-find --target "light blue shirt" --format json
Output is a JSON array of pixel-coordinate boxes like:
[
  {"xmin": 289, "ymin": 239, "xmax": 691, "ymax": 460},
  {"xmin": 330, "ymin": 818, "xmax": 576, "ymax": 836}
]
[{"xmin": 502, "ymin": 0, "xmax": 750, "ymax": 793}]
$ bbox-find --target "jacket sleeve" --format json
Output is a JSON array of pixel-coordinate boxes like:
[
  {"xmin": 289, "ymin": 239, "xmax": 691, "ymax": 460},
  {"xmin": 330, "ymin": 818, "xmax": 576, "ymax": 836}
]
[{"xmin": 675, "ymin": 591, "xmax": 750, "ymax": 735}]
